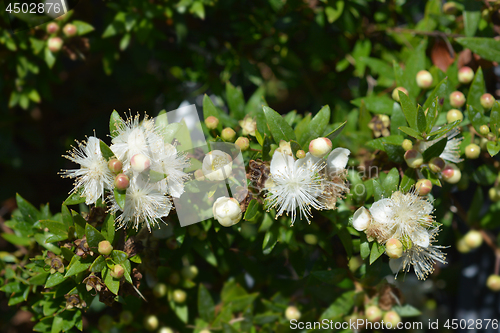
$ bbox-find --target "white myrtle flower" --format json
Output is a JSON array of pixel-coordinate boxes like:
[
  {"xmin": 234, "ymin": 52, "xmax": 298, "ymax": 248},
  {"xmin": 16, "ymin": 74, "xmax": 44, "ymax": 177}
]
[
  {"xmin": 201, "ymin": 150, "xmax": 233, "ymax": 181},
  {"xmin": 109, "ymin": 175, "xmax": 172, "ymax": 231},
  {"xmin": 61, "ymin": 137, "xmax": 114, "ymax": 205},
  {"xmin": 213, "ymin": 197, "xmax": 242, "ymax": 227},
  {"xmin": 152, "ymin": 143, "xmax": 190, "ymax": 198}
]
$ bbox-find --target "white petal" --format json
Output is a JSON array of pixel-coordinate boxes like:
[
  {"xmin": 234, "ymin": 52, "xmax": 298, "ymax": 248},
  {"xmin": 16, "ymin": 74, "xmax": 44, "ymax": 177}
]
[
  {"xmin": 352, "ymin": 207, "xmax": 372, "ymax": 231},
  {"xmin": 270, "ymin": 151, "xmax": 293, "ymax": 175},
  {"xmin": 295, "ymin": 152, "xmax": 321, "ymax": 170},
  {"xmin": 326, "ymin": 148, "xmax": 350, "ymax": 175},
  {"xmin": 369, "ymin": 198, "xmax": 393, "ymax": 223},
  {"xmin": 411, "ymin": 229, "xmax": 430, "ymax": 248}
]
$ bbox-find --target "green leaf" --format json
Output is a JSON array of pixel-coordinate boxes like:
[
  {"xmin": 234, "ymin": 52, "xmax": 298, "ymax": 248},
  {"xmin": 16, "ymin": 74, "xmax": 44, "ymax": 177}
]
[
  {"xmin": 263, "ymin": 106, "xmax": 296, "ymax": 143},
  {"xmin": 427, "ymin": 120, "xmax": 461, "ymax": 140},
  {"xmin": 245, "ymin": 86, "xmax": 267, "ymax": 116},
  {"xmin": 198, "ymin": 284, "xmax": 215, "ymax": 322},
  {"xmin": 487, "ymin": 141, "xmax": 500, "ymax": 157},
  {"xmin": 64, "ymin": 187, "xmax": 86, "ymax": 205},
  {"xmin": 372, "ymin": 180, "xmax": 383, "ymax": 201},
  {"xmin": 398, "ymin": 126, "xmax": 423, "ymax": 139},
  {"xmin": 61, "ymin": 204, "xmax": 73, "ymax": 228},
  {"xmin": 1, "ymin": 233, "xmax": 31, "ymax": 246},
  {"xmin": 17, "ymin": 193, "xmax": 39, "ymax": 224},
  {"xmin": 390, "ymin": 102, "xmax": 407, "ymax": 136},
  {"xmin": 490, "ymin": 101, "xmax": 500, "ymax": 137},
  {"xmin": 422, "ymin": 137, "xmax": 447, "ymax": 161},
  {"xmin": 351, "ymin": 96, "xmax": 394, "ymax": 115},
  {"xmin": 226, "ymin": 82, "xmax": 245, "ymax": 119},
  {"xmin": 299, "ymin": 105, "xmax": 330, "ymax": 148},
  {"xmin": 393, "ymin": 304, "xmax": 422, "ymax": 317},
  {"xmin": 320, "ymin": 290, "xmax": 355, "ymax": 321},
  {"xmin": 382, "ymin": 168, "xmax": 400, "ymax": 197},
  {"xmin": 423, "ymin": 78, "xmax": 448, "ymax": 111},
  {"xmin": 325, "ymin": 121, "xmax": 347, "ymax": 141},
  {"xmin": 360, "ymin": 237, "xmax": 370, "ymax": 260},
  {"xmin": 325, "ymin": 1, "xmax": 344, "ymax": 23},
  {"xmin": 90, "ymin": 255, "xmax": 106, "ymax": 272},
  {"xmin": 44, "ymin": 47, "xmax": 56, "ymax": 68},
  {"xmin": 422, "ymin": 168, "xmax": 442, "ymax": 187},
  {"xmin": 45, "ymin": 272, "xmax": 67, "ymax": 288},
  {"xmin": 190, "ymin": 1, "xmax": 205, "ymax": 19},
  {"xmin": 65, "ymin": 255, "xmax": 90, "ymax": 277},
  {"xmin": 102, "ymin": 266, "xmax": 120, "ymax": 295},
  {"xmin": 400, "ymin": 168, "xmax": 417, "ymax": 192},
  {"xmin": 425, "ymin": 97, "xmax": 440, "ymax": 133},
  {"xmin": 99, "ymin": 140, "xmax": 115, "ymax": 160},
  {"xmin": 203, "ymin": 94, "xmax": 222, "ymax": 131},
  {"xmin": 109, "ymin": 110, "xmax": 122, "ymax": 138},
  {"xmin": 463, "ymin": 0, "xmax": 482, "ymax": 37},
  {"xmin": 113, "ymin": 188, "xmax": 126, "ymax": 210},
  {"xmin": 243, "ymin": 200, "xmax": 259, "ymax": 221},
  {"xmin": 101, "ymin": 213, "xmax": 116, "ymax": 244},
  {"xmin": 29, "ymin": 272, "xmax": 50, "ymax": 286},
  {"xmin": 52, "ymin": 315, "xmax": 63, "ymax": 333},
  {"xmin": 73, "ymin": 20, "xmax": 95, "ymax": 36},
  {"xmin": 467, "ymin": 104, "xmax": 488, "ymax": 133},
  {"xmin": 366, "ymin": 135, "xmax": 404, "ymax": 150},
  {"xmin": 111, "ymin": 250, "xmax": 128, "ymax": 264},
  {"xmin": 85, "ymin": 224, "xmax": 106, "ymax": 249},
  {"xmin": 467, "ymin": 67, "xmax": 485, "ymax": 112},
  {"xmin": 71, "ymin": 210, "xmax": 86, "ymax": 238},
  {"xmin": 455, "ymin": 37, "xmax": 500, "ymax": 63},
  {"xmin": 262, "ymin": 227, "xmax": 278, "ymax": 255},
  {"xmin": 369, "ymin": 242, "xmax": 385, "ymax": 264},
  {"xmin": 310, "ymin": 269, "xmax": 348, "ymax": 285},
  {"xmin": 468, "ymin": 186, "xmax": 483, "ymax": 223},
  {"xmin": 398, "ymin": 91, "xmax": 418, "ymax": 130},
  {"xmin": 192, "ymin": 242, "xmax": 218, "ymax": 266}
]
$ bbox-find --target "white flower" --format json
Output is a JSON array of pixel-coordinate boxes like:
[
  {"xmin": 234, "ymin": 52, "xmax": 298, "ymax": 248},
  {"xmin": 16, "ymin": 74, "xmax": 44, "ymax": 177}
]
[
  {"xmin": 239, "ymin": 116, "xmax": 256, "ymax": 136},
  {"xmin": 213, "ymin": 197, "xmax": 242, "ymax": 227},
  {"xmin": 352, "ymin": 207, "xmax": 371, "ymax": 231},
  {"xmin": 110, "ymin": 175, "xmax": 172, "ymax": 231},
  {"xmin": 151, "ymin": 143, "xmax": 190, "ymax": 198},
  {"xmin": 264, "ymin": 150, "xmax": 328, "ymax": 225},
  {"xmin": 202, "ymin": 150, "xmax": 233, "ymax": 181},
  {"xmin": 61, "ymin": 137, "xmax": 114, "ymax": 205}
]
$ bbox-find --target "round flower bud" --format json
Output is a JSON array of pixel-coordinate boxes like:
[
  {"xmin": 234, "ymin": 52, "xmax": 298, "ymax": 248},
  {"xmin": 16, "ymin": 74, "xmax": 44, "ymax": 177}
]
[
  {"xmin": 200, "ymin": 330, "xmax": 212, "ymax": 333},
  {"xmin": 443, "ymin": 2, "xmax": 458, "ymax": 15},
  {"xmin": 158, "ymin": 327, "xmax": 174, "ymax": 333},
  {"xmin": 442, "ymin": 163, "xmax": 461, "ymax": 184},
  {"xmin": 119, "ymin": 310, "xmax": 133, "ymax": 325},
  {"xmin": 449, "ymin": 91, "xmax": 466, "ymax": 108},
  {"xmin": 489, "ymin": 132, "xmax": 497, "ymax": 141},
  {"xmin": 480, "ymin": 93, "xmax": 495, "ymax": 109},
  {"xmin": 173, "ymin": 289, "xmax": 187, "ymax": 303},
  {"xmin": 486, "ymin": 274, "xmax": 500, "ymax": 292},
  {"xmin": 386, "ymin": 238, "xmax": 403, "ymax": 259},
  {"xmin": 429, "ymin": 157, "xmax": 445, "ymax": 173},
  {"xmin": 235, "ymin": 137, "xmax": 250, "ymax": 151},
  {"xmin": 153, "ymin": 283, "xmax": 168, "ymax": 298},
  {"xmin": 221, "ymin": 128, "xmax": 236, "ymax": 142},
  {"xmin": 479, "ymin": 125, "xmax": 490, "ymax": 136},
  {"xmin": 46, "ymin": 22, "xmax": 59, "ymax": 34},
  {"xmin": 392, "ymin": 87, "xmax": 408, "ymax": 102},
  {"xmin": 352, "ymin": 207, "xmax": 372, "ymax": 232},
  {"xmin": 111, "ymin": 264, "xmax": 125, "ymax": 279},
  {"xmin": 285, "ymin": 306, "xmax": 301, "ymax": 321},
  {"xmin": 309, "ymin": 137, "xmax": 333, "ymax": 158},
  {"xmin": 108, "ymin": 159, "xmax": 123, "ymax": 173},
  {"xmin": 304, "ymin": 234, "xmax": 318, "ymax": 245},
  {"xmin": 194, "ymin": 169, "xmax": 205, "ymax": 181},
  {"xmin": 114, "ymin": 173, "xmax": 130, "ymax": 190},
  {"xmin": 416, "ymin": 179, "xmax": 433, "ymax": 196},
  {"xmin": 63, "ymin": 23, "xmax": 77, "ymax": 37},
  {"xmin": 383, "ymin": 311, "xmax": 402, "ymax": 328},
  {"xmin": 404, "ymin": 149, "xmax": 423, "ymax": 168},
  {"xmin": 464, "ymin": 230, "xmax": 483, "ymax": 249},
  {"xmin": 456, "ymin": 238, "xmax": 471, "ymax": 253},
  {"xmin": 402, "ymin": 139, "xmax": 413, "ymax": 151},
  {"xmin": 205, "ymin": 116, "xmax": 219, "ymax": 130},
  {"xmin": 239, "ymin": 116, "xmax": 257, "ymax": 136},
  {"xmin": 47, "ymin": 37, "xmax": 63, "ymax": 52},
  {"xmin": 365, "ymin": 305, "xmax": 382, "ymax": 322},
  {"xmin": 465, "ymin": 143, "xmax": 481, "ymax": 159},
  {"xmin": 181, "ymin": 265, "xmax": 199, "ymax": 280},
  {"xmin": 144, "ymin": 315, "xmax": 159, "ymax": 331},
  {"xmin": 98, "ymin": 240, "xmax": 113, "ymax": 256},
  {"xmin": 202, "ymin": 150, "xmax": 233, "ymax": 181},
  {"xmin": 213, "ymin": 197, "xmax": 242, "ymax": 227},
  {"xmin": 489, "ymin": 187, "xmax": 500, "ymax": 202},
  {"xmin": 446, "ymin": 109, "xmax": 463, "ymax": 123},
  {"xmin": 296, "ymin": 150, "xmax": 306, "ymax": 159},
  {"xmin": 416, "ymin": 70, "xmax": 433, "ymax": 89},
  {"xmin": 458, "ymin": 66, "xmax": 474, "ymax": 84},
  {"xmin": 130, "ymin": 153, "xmax": 151, "ymax": 173}
]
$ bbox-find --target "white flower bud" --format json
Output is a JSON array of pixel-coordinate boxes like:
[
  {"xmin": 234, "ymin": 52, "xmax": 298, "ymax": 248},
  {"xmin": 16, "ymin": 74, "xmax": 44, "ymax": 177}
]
[
  {"xmin": 202, "ymin": 150, "xmax": 233, "ymax": 181},
  {"xmin": 285, "ymin": 306, "xmax": 301, "ymax": 321},
  {"xmin": 309, "ymin": 137, "xmax": 333, "ymax": 158},
  {"xmin": 239, "ymin": 116, "xmax": 257, "ymax": 136},
  {"xmin": 130, "ymin": 153, "xmax": 151, "ymax": 173},
  {"xmin": 213, "ymin": 197, "xmax": 242, "ymax": 227},
  {"xmin": 386, "ymin": 238, "xmax": 403, "ymax": 259},
  {"xmin": 352, "ymin": 207, "xmax": 372, "ymax": 231}
]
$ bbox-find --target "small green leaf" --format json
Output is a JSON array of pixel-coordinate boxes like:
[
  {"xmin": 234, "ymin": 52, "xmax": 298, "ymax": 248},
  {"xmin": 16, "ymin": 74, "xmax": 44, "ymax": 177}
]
[
  {"xmin": 400, "ymin": 168, "xmax": 417, "ymax": 192},
  {"xmin": 467, "ymin": 104, "xmax": 488, "ymax": 133},
  {"xmin": 85, "ymin": 223, "xmax": 106, "ymax": 249},
  {"xmin": 351, "ymin": 96, "xmax": 394, "ymax": 115},
  {"xmin": 64, "ymin": 187, "xmax": 86, "ymax": 205},
  {"xmin": 244, "ymin": 200, "xmax": 260, "ymax": 221},
  {"xmin": 113, "ymin": 188, "xmax": 126, "ymax": 210},
  {"xmin": 422, "ymin": 78, "xmax": 448, "ymax": 111},
  {"xmin": 262, "ymin": 227, "xmax": 278, "ymax": 255},
  {"xmin": 399, "ymin": 91, "xmax": 418, "ymax": 130},
  {"xmin": 393, "ymin": 304, "xmax": 422, "ymax": 317},
  {"xmin": 467, "ymin": 67, "xmax": 485, "ymax": 112},
  {"xmin": 417, "ymin": 106, "xmax": 427, "ymax": 133},
  {"xmin": 390, "ymin": 102, "xmax": 407, "ymax": 136},
  {"xmin": 263, "ymin": 106, "xmax": 296, "ymax": 144},
  {"xmin": 299, "ymin": 105, "xmax": 331, "ymax": 148},
  {"xmin": 109, "ymin": 110, "xmax": 122, "ymax": 138},
  {"xmin": 325, "ymin": 121, "xmax": 347, "ymax": 140},
  {"xmin": 16, "ymin": 193, "xmax": 39, "ymax": 224},
  {"xmin": 369, "ymin": 242, "xmax": 385, "ymax": 264},
  {"xmin": 382, "ymin": 168, "xmax": 400, "ymax": 197},
  {"xmin": 425, "ymin": 97, "xmax": 440, "ymax": 133},
  {"xmin": 90, "ymin": 255, "xmax": 106, "ymax": 272},
  {"xmin": 427, "ymin": 120, "xmax": 461, "ymax": 140},
  {"xmin": 490, "ymin": 101, "xmax": 500, "ymax": 137},
  {"xmin": 101, "ymin": 213, "xmax": 116, "ymax": 244},
  {"xmin": 422, "ymin": 137, "xmax": 447, "ymax": 161},
  {"xmin": 198, "ymin": 284, "xmax": 215, "ymax": 322},
  {"xmin": 65, "ymin": 255, "xmax": 90, "ymax": 277},
  {"xmin": 455, "ymin": 37, "xmax": 500, "ymax": 63},
  {"xmin": 226, "ymin": 82, "xmax": 245, "ymax": 119},
  {"xmin": 463, "ymin": 0, "xmax": 482, "ymax": 37},
  {"xmin": 366, "ymin": 135, "xmax": 404, "ymax": 151},
  {"xmin": 71, "ymin": 210, "xmax": 86, "ymax": 238},
  {"xmin": 44, "ymin": 47, "xmax": 56, "ymax": 68},
  {"xmin": 99, "ymin": 140, "xmax": 115, "ymax": 160},
  {"xmin": 102, "ymin": 266, "xmax": 120, "ymax": 295},
  {"xmin": 45, "ymin": 272, "xmax": 67, "ymax": 288},
  {"xmin": 73, "ymin": 20, "xmax": 95, "ymax": 35},
  {"xmin": 487, "ymin": 141, "xmax": 500, "ymax": 157}
]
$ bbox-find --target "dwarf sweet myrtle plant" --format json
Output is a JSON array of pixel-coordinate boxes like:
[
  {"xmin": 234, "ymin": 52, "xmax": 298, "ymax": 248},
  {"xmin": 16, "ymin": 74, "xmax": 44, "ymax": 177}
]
[{"xmin": 3, "ymin": 1, "xmax": 500, "ymax": 332}]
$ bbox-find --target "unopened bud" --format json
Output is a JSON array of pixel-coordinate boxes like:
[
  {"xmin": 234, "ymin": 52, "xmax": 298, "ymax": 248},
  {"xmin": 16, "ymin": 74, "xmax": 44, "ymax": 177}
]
[
  {"xmin": 416, "ymin": 179, "xmax": 433, "ymax": 196},
  {"xmin": 480, "ymin": 93, "xmax": 495, "ymax": 109},
  {"xmin": 416, "ymin": 70, "xmax": 433, "ymax": 89},
  {"xmin": 449, "ymin": 91, "xmax": 466, "ymax": 108},
  {"xmin": 404, "ymin": 149, "xmax": 423, "ymax": 168},
  {"xmin": 144, "ymin": 315, "xmax": 159, "ymax": 331},
  {"xmin": 213, "ymin": 197, "xmax": 242, "ymax": 227},
  {"xmin": 158, "ymin": 328, "xmax": 175, "ymax": 333},
  {"xmin": 46, "ymin": 22, "xmax": 59, "ymax": 34},
  {"xmin": 309, "ymin": 137, "xmax": 333, "ymax": 158},
  {"xmin": 386, "ymin": 238, "xmax": 403, "ymax": 259},
  {"xmin": 442, "ymin": 163, "xmax": 461, "ymax": 184},
  {"xmin": 221, "ymin": 128, "xmax": 236, "ymax": 142},
  {"xmin": 153, "ymin": 283, "xmax": 167, "ymax": 298},
  {"xmin": 205, "ymin": 116, "xmax": 219, "ymax": 130},
  {"xmin": 446, "ymin": 109, "xmax": 463, "ymax": 123},
  {"xmin": 443, "ymin": 1, "xmax": 458, "ymax": 15},
  {"xmin": 235, "ymin": 137, "xmax": 250, "ymax": 151},
  {"xmin": 352, "ymin": 207, "xmax": 372, "ymax": 232},
  {"xmin": 47, "ymin": 37, "xmax": 63, "ymax": 52},
  {"xmin": 63, "ymin": 23, "xmax": 77, "ymax": 37},
  {"xmin": 285, "ymin": 306, "xmax": 301, "ymax": 321},
  {"xmin": 114, "ymin": 173, "xmax": 130, "ymax": 190},
  {"xmin": 402, "ymin": 139, "xmax": 413, "ymax": 151},
  {"xmin": 98, "ymin": 240, "xmax": 113, "ymax": 256},
  {"xmin": 464, "ymin": 230, "xmax": 483, "ymax": 249},
  {"xmin": 130, "ymin": 153, "xmax": 150, "ymax": 172},
  {"xmin": 108, "ymin": 159, "xmax": 123, "ymax": 173},
  {"xmin": 194, "ymin": 169, "xmax": 205, "ymax": 181},
  {"xmin": 486, "ymin": 274, "xmax": 500, "ymax": 292},
  {"xmin": 456, "ymin": 237, "xmax": 471, "ymax": 253},
  {"xmin": 383, "ymin": 311, "xmax": 402, "ymax": 328},
  {"xmin": 479, "ymin": 125, "xmax": 490, "ymax": 135},
  {"xmin": 489, "ymin": 187, "xmax": 500, "ymax": 202},
  {"xmin": 296, "ymin": 150, "xmax": 306, "ymax": 159},
  {"xmin": 173, "ymin": 289, "xmax": 187, "ymax": 303},
  {"xmin": 111, "ymin": 264, "xmax": 125, "ymax": 279},
  {"xmin": 429, "ymin": 157, "xmax": 445, "ymax": 173},
  {"xmin": 392, "ymin": 87, "xmax": 408, "ymax": 102},
  {"xmin": 365, "ymin": 305, "xmax": 382, "ymax": 322},
  {"xmin": 181, "ymin": 265, "xmax": 199, "ymax": 280},
  {"xmin": 465, "ymin": 143, "xmax": 481, "ymax": 159},
  {"xmin": 458, "ymin": 66, "xmax": 474, "ymax": 84}
]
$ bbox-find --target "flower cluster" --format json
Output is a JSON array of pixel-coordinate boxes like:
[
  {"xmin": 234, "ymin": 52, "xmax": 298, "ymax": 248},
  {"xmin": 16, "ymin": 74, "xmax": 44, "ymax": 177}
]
[
  {"xmin": 61, "ymin": 113, "xmax": 190, "ymax": 231},
  {"xmin": 264, "ymin": 138, "xmax": 350, "ymax": 225},
  {"xmin": 353, "ymin": 189, "xmax": 447, "ymax": 280}
]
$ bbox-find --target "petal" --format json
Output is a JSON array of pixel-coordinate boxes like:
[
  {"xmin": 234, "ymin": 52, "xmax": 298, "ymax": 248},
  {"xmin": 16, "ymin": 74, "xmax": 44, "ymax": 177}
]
[
  {"xmin": 295, "ymin": 152, "xmax": 321, "ymax": 170},
  {"xmin": 326, "ymin": 148, "xmax": 350, "ymax": 175},
  {"xmin": 411, "ymin": 229, "xmax": 430, "ymax": 248},
  {"xmin": 369, "ymin": 198, "xmax": 393, "ymax": 223},
  {"xmin": 352, "ymin": 207, "xmax": 372, "ymax": 231},
  {"xmin": 270, "ymin": 151, "xmax": 293, "ymax": 175}
]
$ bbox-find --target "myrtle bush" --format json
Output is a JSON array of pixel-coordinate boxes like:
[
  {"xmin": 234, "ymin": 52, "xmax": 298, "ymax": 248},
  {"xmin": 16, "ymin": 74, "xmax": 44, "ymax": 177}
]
[{"xmin": 2, "ymin": 0, "xmax": 500, "ymax": 332}]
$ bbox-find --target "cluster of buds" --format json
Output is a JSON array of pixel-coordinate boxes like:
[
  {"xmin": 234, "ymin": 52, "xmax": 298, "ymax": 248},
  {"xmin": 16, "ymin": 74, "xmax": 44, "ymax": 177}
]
[{"xmin": 46, "ymin": 21, "xmax": 79, "ymax": 53}]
